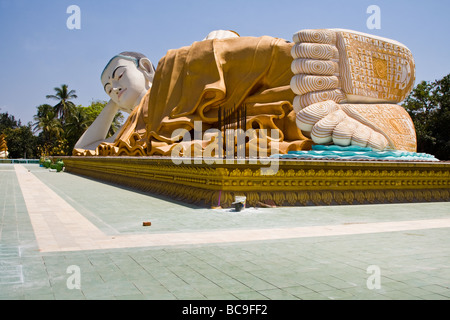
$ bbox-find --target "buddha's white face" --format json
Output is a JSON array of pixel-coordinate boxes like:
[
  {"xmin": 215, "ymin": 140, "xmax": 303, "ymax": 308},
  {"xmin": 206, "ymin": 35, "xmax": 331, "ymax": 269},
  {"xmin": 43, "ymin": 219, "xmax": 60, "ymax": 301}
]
[{"xmin": 101, "ymin": 57, "xmax": 152, "ymax": 113}]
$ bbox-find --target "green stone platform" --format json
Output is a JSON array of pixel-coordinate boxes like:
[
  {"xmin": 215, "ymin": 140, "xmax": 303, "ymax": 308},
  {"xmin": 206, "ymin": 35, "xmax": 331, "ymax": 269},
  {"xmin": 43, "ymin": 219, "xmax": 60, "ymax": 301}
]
[{"xmin": 1, "ymin": 163, "xmax": 450, "ymax": 301}]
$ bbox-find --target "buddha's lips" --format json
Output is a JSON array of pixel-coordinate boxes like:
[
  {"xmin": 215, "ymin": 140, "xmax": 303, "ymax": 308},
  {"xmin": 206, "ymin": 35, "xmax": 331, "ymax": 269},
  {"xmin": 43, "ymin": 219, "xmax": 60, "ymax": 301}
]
[{"xmin": 118, "ymin": 88, "xmax": 127, "ymax": 100}]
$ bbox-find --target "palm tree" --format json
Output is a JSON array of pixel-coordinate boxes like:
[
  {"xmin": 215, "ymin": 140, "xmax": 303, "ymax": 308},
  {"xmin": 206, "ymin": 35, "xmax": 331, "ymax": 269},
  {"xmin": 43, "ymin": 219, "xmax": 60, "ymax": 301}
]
[
  {"xmin": 46, "ymin": 84, "xmax": 78, "ymax": 122},
  {"xmin": 33, "ymin": 104, "xmax": 63, "ymax": 145},
  {"xmin": 64, "ymin": 106, "xmax": 89, "ymax": 150},
  {"xmin": 34, "ymin": 104, "xmax": 54, "ymax": 123}
]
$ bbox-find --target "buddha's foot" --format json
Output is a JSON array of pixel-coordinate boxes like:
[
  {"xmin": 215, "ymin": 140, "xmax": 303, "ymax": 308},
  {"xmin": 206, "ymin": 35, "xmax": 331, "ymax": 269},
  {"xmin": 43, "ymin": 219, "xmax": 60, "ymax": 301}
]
[
  {"xmin": 290, "ymin": 28, "xmax": 415, "ymax": 111},
  {"xmin": 290, "ymin": 28, "xmax": 417, "ymax": 152}
]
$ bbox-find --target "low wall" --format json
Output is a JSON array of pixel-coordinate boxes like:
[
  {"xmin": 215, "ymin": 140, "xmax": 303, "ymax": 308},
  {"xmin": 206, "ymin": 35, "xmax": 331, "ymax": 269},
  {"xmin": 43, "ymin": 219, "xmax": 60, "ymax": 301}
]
[{"xmin": 61, "ymin": 156, "xmax": 450, "ymax": 208}]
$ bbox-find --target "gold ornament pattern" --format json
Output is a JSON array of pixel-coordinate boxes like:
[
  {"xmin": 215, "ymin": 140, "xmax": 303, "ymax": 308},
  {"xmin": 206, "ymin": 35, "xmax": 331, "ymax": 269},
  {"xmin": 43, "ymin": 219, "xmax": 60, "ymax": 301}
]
[
  {"xmin": 0, "ymin": 134, "xmax": 8, "ymax": 158},
  {"xmin": 336, "ymin": 30, "xmax": 416, "ymax": 102},
  {"xmin": 61, "ymin": 157, "xmax": 450, "ymax": 208}
]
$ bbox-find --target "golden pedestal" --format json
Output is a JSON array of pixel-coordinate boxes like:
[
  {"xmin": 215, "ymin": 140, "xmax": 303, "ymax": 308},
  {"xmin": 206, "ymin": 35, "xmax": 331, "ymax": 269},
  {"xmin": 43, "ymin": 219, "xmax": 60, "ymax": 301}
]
[{"xmin": 61, "ymin": 157, "xmax": 450, "ymax": 208}]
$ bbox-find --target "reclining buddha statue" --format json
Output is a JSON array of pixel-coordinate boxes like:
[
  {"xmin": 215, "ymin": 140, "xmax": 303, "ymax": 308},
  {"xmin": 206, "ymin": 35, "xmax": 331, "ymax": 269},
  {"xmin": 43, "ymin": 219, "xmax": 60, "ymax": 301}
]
[{"xmin": 73, "ymin": 28, "xmax": 416, "ymax": 157}]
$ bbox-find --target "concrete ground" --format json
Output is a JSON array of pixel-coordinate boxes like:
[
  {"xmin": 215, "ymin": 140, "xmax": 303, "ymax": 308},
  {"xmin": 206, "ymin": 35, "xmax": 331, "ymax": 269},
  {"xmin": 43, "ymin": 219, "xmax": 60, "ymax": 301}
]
[{"xmin": 0, "ymin": 163, "xmax": 449, "ymax": 300}]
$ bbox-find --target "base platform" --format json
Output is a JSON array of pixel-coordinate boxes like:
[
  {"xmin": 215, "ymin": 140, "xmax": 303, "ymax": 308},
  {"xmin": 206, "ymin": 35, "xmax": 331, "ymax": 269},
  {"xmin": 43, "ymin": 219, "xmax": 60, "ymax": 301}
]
[{"xmin": 61, "ymin": 157, "xmax": 450, "ymax": 208}]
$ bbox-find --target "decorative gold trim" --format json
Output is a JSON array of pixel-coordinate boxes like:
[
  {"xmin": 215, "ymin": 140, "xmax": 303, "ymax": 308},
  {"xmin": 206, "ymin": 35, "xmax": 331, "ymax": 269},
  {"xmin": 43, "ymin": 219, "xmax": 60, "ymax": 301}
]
[
  {"xmin": 61, "ymin": 157, "xmax": 450, "ymax": 208},
  {"xmin": 0, "ymin": 134, "xmax": 8, "ymax": 159}
]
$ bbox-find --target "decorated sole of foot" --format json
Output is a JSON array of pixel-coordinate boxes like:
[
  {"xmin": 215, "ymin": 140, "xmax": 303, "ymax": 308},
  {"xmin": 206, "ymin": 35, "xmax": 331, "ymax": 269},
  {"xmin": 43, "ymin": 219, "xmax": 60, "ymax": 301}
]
[{"xmin": 291, "ymin": 28, "xmax": 415, "ymax": 107}]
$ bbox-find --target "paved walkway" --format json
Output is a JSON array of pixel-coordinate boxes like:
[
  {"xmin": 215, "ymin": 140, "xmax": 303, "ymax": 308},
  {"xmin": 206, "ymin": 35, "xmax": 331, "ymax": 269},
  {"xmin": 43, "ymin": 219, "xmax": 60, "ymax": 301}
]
[{"xmin": 1, "ymin": 164, "xmax": 449, "ymax": 300}]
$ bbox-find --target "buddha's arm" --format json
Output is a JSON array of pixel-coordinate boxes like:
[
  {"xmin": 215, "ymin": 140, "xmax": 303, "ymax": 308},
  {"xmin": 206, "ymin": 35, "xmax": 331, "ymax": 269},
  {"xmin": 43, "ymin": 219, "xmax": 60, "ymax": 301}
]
[{"xmin": 74, "ymin": 100, "xmax": 120, "ymax": 150}]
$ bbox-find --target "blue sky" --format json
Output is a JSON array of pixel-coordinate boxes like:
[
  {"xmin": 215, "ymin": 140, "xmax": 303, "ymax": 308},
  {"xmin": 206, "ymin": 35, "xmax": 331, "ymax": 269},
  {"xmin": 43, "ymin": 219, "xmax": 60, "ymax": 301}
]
[{"xmin": 0, "ymin": 0, "xmax": 449, "ymax": 124}]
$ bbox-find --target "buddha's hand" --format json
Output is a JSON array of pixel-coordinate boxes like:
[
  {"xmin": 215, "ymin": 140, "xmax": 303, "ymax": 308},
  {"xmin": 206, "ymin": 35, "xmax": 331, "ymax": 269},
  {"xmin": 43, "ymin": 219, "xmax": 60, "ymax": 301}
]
[{"xmin": 290, "ymin": 28, "xmax": 416, "ymax": 151}]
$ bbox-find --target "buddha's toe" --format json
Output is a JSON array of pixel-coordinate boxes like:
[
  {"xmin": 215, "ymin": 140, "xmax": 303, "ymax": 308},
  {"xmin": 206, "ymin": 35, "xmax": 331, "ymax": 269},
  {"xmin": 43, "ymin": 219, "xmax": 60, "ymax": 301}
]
[
  {"xmin": 296, "ymin": 100, "xmax": 340, "ymax": 135},
  {"xmin": 311, "ymin": 109, "xmax": 347, "ymax": 144}
]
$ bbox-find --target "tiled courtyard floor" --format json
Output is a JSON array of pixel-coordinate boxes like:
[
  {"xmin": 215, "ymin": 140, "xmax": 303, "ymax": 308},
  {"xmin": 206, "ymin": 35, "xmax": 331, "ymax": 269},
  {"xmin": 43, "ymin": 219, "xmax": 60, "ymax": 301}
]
[{"xmin": 0, "ymin": 163, "xmax": 449, "ymax": 301}]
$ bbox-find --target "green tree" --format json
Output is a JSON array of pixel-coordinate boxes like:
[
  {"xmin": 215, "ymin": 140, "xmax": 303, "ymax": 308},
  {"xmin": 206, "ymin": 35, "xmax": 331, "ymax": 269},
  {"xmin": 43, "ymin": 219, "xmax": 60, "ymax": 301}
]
[
  {"xmin": 0, "ymin": 112, "xmax": 20, "ymax": 133},
  {"xmin": 33, "ymin": 104, "xmax": 64, "ymax": 156},
  {"xmin": 84, "ymin": 100, "xmax": 106, "ymax": 123},
  {"xmin": 32, "ymin": 99, "xmax": 124, "ymax": 156},
  {"xmin": 402, "ymin": 74, "xmax": 450, "ymax": 160},
  {"xmin": 2, "ymin": 123, "xmax": 38, "ymax": 159},
  {"xmin": 64, "ymin": 105, "xmax": 89, "ymax": 151},
  {"xmin": 429, "ymin": 75, "xmax": 450, "ymax": 159},
  {"xmin": 83, "ymin": 100, "xmax": 124, "ymax": 137},
  {"xmin": 46, "ymin": 84, "xmax": 78, "ymax": 122},
  {"xmin": 110, "ymin": 109, "xmax": 124, "ymax": 137}
]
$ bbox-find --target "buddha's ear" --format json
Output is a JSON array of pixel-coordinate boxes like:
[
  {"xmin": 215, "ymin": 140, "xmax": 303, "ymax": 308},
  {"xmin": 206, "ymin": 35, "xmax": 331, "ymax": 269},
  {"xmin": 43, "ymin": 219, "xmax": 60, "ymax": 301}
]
[{"xmin": 138, "ymin": 58, "xmax": 155, "ymax": 83}]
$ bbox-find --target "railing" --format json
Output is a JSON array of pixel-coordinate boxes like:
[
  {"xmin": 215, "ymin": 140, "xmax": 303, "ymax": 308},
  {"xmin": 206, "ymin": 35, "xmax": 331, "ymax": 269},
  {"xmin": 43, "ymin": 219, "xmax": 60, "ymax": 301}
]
[
  {"xmin": 217, "ymin": 104, "xmax": 247, "ymax": 159},
  {"xmin": 0, "ymin": 159, "xmax": 40, "ymax": 164}
]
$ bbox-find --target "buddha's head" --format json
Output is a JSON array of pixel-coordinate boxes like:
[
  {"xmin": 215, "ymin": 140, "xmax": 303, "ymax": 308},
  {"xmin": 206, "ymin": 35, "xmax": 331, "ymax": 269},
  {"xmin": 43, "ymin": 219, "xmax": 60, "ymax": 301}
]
[{"xmin": 101, "ymin": 52, "xmax": 155, "ymax": 113}]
